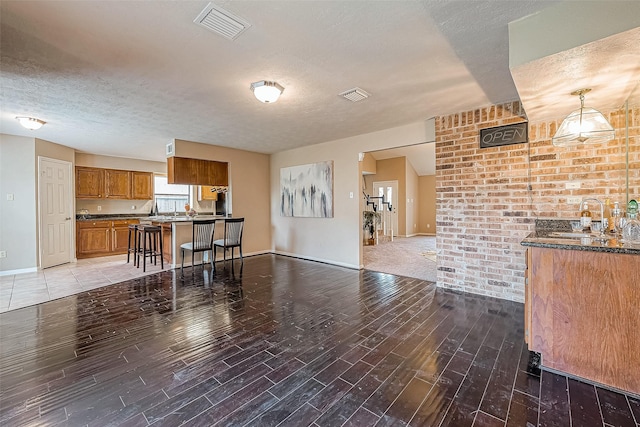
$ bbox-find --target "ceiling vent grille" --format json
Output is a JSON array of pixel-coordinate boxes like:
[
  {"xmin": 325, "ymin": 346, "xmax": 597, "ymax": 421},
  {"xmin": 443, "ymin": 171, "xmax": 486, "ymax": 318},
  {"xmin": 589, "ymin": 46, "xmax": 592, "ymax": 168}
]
[
  {"xmin": 339, "ymin": 87, "xmax": 370, "ymax": 102},
  {"xmin": 194, "ymin": 2, "xmax": 251, "ymax": 41}
]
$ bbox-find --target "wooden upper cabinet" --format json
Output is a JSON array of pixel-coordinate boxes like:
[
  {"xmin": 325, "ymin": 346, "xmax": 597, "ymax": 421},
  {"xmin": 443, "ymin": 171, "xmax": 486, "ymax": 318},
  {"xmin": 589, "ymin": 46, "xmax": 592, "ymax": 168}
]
[
  {"xmin": 76, "ymin": 167, "xmax": 104, "ymax": 198},
  {"xmin": 167, "ymin": 157, "xmax": 228, "ymax": 186},
  {"xmin": 131, "ymin": 171, "xmax": 153, "ymax": 199},
  {"xmin": 105, "ymin": 169, "xmax": 131, "ymax": 199},
  {"xmin": 76, "ymin": 167, "xmax": 154, "ymax": 200}
]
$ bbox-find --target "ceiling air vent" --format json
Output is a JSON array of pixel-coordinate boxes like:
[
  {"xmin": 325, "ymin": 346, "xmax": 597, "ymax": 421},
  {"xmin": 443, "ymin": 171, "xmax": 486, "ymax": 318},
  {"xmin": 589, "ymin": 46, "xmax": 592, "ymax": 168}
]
[
  {"xmin": 194, "ymin": 2, "xmax": 251, "ymax": 41},
  {"xmin": 339, "ymin": 87, "xmax": 370, "ymax": 102}
]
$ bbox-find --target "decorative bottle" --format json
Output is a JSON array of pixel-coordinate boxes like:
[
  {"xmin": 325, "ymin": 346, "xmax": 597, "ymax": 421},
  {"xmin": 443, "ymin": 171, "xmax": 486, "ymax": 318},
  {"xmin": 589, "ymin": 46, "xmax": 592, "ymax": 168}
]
[
  {"xmin": 580, "ymin": 202, "xmax": 592, "ymax": 232},
  {"xmin": 611, "ymin": 201, "xmax": 623, "ymax": 236},
  {"xmin": 622, "ymin": 199, "xmax": 640, "ymax": 244}
]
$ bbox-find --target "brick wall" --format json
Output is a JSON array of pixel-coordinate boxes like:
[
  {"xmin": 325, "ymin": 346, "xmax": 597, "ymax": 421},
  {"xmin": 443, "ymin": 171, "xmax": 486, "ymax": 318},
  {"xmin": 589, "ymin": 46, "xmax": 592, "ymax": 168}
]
[{"xmin": 435, "ymin": 102, "xmax": 639, "ymax": 302}]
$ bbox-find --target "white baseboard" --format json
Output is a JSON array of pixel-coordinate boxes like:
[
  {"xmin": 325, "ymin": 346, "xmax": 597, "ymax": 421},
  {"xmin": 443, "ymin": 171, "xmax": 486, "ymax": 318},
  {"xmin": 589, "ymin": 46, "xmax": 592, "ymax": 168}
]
[
  {"xmin": 273, "ymin": 250, "xmax": 360, "ymax": 270},
  {"xmin": 0, "ymin": 267, "xmax": 38, "ymax": 277}
]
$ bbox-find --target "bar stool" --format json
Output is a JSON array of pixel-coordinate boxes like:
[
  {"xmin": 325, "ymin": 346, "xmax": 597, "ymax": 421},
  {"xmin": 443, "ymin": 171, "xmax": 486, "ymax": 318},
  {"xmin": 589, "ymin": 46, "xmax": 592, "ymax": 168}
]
[
  {"xmin": 136, "ymin": 225, "xmax": 164, "ymax": 272},
  {"xmin": 126, "ymin": 224, "xmax": 139, "ymax": 266}
]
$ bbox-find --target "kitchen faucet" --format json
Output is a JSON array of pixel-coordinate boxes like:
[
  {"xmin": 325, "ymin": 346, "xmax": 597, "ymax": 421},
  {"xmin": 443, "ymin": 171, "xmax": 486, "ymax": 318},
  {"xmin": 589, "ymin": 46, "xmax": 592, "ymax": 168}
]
[{"xmin": 580, "ymin": 198, "xmax": 605, "ymax": 237}]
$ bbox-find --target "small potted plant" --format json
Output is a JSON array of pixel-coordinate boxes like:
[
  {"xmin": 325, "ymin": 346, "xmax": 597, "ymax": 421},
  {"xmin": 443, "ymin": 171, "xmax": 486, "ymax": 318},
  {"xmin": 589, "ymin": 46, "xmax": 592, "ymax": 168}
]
[{"xmin": 363, "ymin": 210, "xmax": 381, "ymax": 245}]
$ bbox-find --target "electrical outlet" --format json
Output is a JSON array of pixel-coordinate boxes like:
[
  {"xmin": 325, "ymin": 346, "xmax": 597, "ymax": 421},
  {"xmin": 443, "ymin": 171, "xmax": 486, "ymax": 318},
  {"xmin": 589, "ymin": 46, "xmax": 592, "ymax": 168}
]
[
  {"xmin": 566, "ymin": 182, "xmax": 581, "ymax": 189},
  {"xmin": 349, "ymin": 192, "xmax": 354, "ymax": 199},
  {"xmin": 568, "ymin": 197, "xmax": 581, "ymax": 204},
  {"xmin": 97, "ymin": 206, "xmax": 102, "ymax": 211},
  {"xmin": 0, "ymin": 251, "xmax": 6, "ymax": 258},
  {"xmin": 6, "ymin": 194, "xmax": 14, "ymax": 201},
  {"xmin": 131, "ymin": 205, "xmax": 136, "ymax": 210}
]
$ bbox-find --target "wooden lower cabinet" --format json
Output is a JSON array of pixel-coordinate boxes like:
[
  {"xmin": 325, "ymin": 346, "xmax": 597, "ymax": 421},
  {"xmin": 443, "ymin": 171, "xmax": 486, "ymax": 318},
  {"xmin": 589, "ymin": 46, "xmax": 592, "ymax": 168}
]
[
  {"xmin": 77, "ymin": 221, "xmax": 111, "ymax": 257},
  {"xmin": 528, "ymin": 246, "xmax": 640, "ymax": 395},
  {"xmin": 77, "ymin": 219, "xmax": 139, "ymax": 258}
]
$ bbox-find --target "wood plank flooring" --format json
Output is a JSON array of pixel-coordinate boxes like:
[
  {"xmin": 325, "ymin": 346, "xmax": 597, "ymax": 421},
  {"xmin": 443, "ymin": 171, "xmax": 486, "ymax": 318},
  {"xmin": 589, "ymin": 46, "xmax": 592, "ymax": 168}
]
[{"xmin": 1, "ymin": 254, "xmax": 638, "ymax": 426}]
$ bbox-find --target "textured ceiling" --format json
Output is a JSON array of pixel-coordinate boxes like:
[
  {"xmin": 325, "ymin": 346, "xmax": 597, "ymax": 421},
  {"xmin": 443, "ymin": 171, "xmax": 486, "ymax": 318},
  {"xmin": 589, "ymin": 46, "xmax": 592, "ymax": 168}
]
[{"xmin": 1, "ymin": 1, "xmax": 559, "ymax": 162}]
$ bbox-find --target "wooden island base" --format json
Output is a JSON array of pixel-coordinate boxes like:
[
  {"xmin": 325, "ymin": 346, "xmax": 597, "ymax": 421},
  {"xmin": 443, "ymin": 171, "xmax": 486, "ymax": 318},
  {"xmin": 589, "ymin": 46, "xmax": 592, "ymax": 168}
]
[{"xmin": 527, "ymin": 247, "xmax": 640, "ymax": 396}]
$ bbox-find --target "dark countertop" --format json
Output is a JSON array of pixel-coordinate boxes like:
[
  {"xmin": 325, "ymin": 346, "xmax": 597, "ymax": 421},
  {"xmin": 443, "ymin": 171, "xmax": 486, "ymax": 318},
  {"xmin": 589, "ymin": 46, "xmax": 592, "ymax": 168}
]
[
  {"xmin": 76, "ymin": 213, "xmax": 219, "ymax": 221},
  {"xmin": 521, "ymin": 230, "xmax": 640, "ymax": 255}
]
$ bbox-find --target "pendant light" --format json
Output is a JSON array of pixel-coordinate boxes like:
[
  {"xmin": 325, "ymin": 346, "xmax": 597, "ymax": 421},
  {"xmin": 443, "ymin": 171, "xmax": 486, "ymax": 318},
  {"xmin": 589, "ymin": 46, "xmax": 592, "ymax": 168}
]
[
  {"xmin": 250, "ymin": 80, "xmax": 284, "ymax": 103},
  {"xmin": 552, "ymin": 89, "xmax": 614, "ymax": 146}
]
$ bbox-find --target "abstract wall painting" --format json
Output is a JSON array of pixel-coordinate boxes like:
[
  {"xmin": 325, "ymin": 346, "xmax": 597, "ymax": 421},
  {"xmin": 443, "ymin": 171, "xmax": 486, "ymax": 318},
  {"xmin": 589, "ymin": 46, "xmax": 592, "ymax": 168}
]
[{"xmin": 280, "ymin": 161, "xmax": 333, "ymax": 218}]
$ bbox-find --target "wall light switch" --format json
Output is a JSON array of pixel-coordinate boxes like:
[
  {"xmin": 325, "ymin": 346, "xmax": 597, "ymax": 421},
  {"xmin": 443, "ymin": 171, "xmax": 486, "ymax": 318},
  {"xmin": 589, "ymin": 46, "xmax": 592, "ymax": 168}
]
[
  {"xmin": 0, "ymin": 251, "xmax": 6, "ymax": 258},
  {"xmin": 349, "ymin": 192, "xmax": 354, "ymax": 199},
  {"xmin": 567, "ymin": 197, "xmax": 581, "ymax": 204},
  {"xmin": 6, "ymin": 193, "xmax": 14, "ymax": 201},
  {"xmin": 566, "ymin": 182, "xmax": 581, "ymax": 189}
]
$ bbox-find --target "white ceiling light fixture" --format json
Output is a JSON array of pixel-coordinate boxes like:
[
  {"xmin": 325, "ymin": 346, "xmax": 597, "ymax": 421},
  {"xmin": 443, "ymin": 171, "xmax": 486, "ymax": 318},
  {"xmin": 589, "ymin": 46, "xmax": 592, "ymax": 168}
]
[
  {"xmin": 16, "ymin": 116, "xmax": 46, "ymax": 130},
  {"xmin": 250, "ymin": 80, "xmax": 284, "ymax": 103},
  {"xmin": 552, "ymin": 89, "xmax": 615, "ymax": 146}
]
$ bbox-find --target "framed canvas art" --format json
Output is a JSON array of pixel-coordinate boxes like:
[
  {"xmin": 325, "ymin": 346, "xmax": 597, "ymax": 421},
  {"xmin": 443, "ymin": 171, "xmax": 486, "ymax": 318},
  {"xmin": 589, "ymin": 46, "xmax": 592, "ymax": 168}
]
[{"xmin": 280, "ymin": 161, "xmax": 333, "ymax": 217}]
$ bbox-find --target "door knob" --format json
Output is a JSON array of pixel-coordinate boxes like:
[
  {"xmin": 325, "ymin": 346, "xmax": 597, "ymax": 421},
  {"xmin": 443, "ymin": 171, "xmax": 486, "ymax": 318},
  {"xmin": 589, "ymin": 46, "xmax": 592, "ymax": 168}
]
[{"xmin": 65, "ymin": 217, "xmax": 72, "ymax": 221}]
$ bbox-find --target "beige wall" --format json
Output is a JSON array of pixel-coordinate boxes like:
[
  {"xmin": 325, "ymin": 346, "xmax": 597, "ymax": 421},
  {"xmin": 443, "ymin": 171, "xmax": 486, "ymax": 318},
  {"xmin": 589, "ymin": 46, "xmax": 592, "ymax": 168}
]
[
  {"xmin": 75, "ymin": 153, "xmax": 166, "ymax": 215},
  {"xmin": 271, "ymin": 120, "xmax": 435, "ymax": 269},
  {"xmin": 0, "ymin": 135, "xmax": 37, "ymax": 273},
  {"xmin": 1, "ymin": 136, "xmax": 75, "ymax": 273},
  {"xmin": 173, "ymin": 139, "xmax": 271, "ymax": 257},
  {"xmin": 406, "ymin": 159, "xmax": 419, "ymax": 236},
  {"xmin": 361, "ymin": 153, "xmax": 377, "ymax": 174},
  {"xmin": 418, "ymin": 175, "xmax": 436, "ymax": 234},
  {"xmin": 435, "ymin": 101, "xmax": 638, "ymax": 303}
]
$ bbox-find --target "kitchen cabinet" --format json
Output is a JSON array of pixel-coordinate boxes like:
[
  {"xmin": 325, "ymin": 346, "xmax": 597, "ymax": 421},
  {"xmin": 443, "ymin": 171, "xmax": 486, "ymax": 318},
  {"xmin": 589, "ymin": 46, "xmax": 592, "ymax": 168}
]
[
  {"xmin": 77, "ymin": 219, "xmax": 140, "ymax": 258},
  {"xmin": 528, "ymin": 246, "xmax": 640, "ymax": 395},
  {"xmin": 198, "ymin": 186, "xmax": 219, "ymax": 201},
  {"xmin": 75, "ymin": 167, "xmax": 153, "ymax": 200},
  {"xmin": 167, "ymin": 157, "xmax": 228, "ymax": 186},
  {"xmin": 105, "ymin": 169, "xmax": 131, "ymax": 199},
  {"xmin": 161, "ymin": 223, "xmax": 172, "ymax": 264},
  {"xmin": 76, "ymin": 167, "xmax": 104, "ymax": 198},
  {"xmin": 131, "ymin": 171, "xmax": 153, "ymax": 199},
  {"xmin": 77, "ymin": 220, "xmax": 112, "ymax": 257}
]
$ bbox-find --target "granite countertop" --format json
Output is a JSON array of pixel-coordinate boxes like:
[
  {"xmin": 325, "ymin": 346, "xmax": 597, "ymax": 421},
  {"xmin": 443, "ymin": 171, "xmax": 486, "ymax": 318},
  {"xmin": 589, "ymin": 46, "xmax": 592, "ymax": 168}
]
[
  {"xmin": 144, "ymin": 215, "xmax": 227, "ymax": 223},
  {"xmin": 520, "ymin": 221, "xmax": 640, "ymax": 255},
  {"xmin": 76, "ymin": 213, "xmax": 222, "ymax": 222}
]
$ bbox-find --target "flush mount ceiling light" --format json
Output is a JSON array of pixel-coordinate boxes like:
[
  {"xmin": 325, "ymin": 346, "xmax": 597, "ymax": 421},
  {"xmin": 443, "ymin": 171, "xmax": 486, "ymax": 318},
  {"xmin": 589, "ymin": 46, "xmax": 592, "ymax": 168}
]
[
  {"xmin": 16, "ymin": 116, "xmax": 46, "ymax": 130},
  {"xmin": 250, "ymin": 80, "xmax": 284, "ymax": 103},
  {"xmin": 552, "ymin": 89, "xmax": 615, "ymax": 146}
]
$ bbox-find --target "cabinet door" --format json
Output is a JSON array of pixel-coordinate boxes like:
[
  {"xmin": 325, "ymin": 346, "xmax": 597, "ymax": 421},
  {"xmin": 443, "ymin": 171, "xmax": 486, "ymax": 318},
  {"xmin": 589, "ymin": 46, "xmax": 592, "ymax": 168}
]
[
  {"xmin": 105, "ymin": 169, "xmax": 131, "ymax": 199},
  {"xmin": 131, "ymin": 172, "xmax": 153, "ymax": 199},
  {"xmin": 76, "ymin": 167, "xmax": 104, "ymax": 199},
  {"xmin": 198, "ymin": 186, "xmax": 219, "ymax": 201},
  {"xmin": 112, "ymin": 220, "xmax": 139, "ymax": 254},
  {"xmin": 77, "ymin": 221, "xmax": 111, "ymax": 257}
]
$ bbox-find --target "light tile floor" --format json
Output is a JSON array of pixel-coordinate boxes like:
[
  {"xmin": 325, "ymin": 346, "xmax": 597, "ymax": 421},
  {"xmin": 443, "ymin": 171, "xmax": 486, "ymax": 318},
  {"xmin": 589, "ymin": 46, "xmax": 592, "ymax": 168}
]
[{"xmin": 0, "ymin": 254, "xmax": 168, "ymax": 313}]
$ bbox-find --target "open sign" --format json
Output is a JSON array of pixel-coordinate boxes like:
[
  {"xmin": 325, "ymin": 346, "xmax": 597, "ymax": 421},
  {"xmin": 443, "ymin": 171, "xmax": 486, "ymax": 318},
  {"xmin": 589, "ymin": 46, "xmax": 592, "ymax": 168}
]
[{"xmin": 479, "ymin": 122, "xmax": 528, "ymax": 148}]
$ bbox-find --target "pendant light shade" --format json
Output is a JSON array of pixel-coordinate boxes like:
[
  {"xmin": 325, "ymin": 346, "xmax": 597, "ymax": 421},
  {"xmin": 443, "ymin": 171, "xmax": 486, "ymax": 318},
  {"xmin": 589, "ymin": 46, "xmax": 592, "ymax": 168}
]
[
  {"xmin": 552, "ymin": 89, "xmax": 614, "ymax": 146},
  {"xmin": 250, "ymin": 80, "xmax": 284, "ymax": 103},
  {"xmin": 16, "ymin": 116, "xmax": 46, "ymax": 130}
]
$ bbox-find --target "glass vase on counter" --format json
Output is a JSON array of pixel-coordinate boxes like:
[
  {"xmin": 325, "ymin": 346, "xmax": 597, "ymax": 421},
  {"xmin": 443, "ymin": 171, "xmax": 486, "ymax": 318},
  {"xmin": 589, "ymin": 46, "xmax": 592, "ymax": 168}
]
[{"xmin": 622, "ymin": 199, "xmax": 640, "ymax": 245}]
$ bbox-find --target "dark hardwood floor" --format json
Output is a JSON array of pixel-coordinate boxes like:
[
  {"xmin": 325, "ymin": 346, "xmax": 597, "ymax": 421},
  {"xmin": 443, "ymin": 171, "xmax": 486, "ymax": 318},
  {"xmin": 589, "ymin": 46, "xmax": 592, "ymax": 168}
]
[{"xmin": 1, "ymin": 254, "xmax": 638, "ymax": 426}]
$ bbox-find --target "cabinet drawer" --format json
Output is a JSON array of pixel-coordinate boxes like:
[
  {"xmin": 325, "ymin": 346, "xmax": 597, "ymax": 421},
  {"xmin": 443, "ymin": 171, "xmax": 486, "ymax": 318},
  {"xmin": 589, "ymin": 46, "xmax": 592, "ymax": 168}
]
[{"xmin": 77, "ymin": 220, "xmax": 111, "ymax": 229}]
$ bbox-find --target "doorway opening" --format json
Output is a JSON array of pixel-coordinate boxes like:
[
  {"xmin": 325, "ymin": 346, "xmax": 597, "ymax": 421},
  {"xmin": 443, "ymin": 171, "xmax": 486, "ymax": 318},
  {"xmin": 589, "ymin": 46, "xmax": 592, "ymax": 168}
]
[{"xmin": 360, "ymin": 143, "xmax": 437, "ymax": 282}]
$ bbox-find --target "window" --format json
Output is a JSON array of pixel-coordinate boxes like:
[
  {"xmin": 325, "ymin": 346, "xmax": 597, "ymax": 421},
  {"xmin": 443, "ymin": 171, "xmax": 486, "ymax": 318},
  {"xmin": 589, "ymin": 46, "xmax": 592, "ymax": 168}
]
[{"xmin": 153, "ymin": 175, "xmax": 190, "ymax": 214}]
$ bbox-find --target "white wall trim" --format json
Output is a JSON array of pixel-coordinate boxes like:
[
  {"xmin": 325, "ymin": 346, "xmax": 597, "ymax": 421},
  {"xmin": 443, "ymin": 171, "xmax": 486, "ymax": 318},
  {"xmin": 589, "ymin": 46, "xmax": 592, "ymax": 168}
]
[
  {"xmin": 0, "ymin": 267, "xmax": 38, "ymax": 277},
  {"xmin": 273, "ymin": 250, "xmax": 360, "ymax": 270}
]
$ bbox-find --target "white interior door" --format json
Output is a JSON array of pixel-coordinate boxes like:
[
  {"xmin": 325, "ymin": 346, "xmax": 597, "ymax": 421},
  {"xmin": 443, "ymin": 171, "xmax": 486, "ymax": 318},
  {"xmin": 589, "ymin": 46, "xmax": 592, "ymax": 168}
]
[
  {"xmin": 373, "ymin": 180, "xmax": 398, "ymax": 237},
  {"xmin": 39, "ymin": 157, "xmax": 73, "ymax": 268}
]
